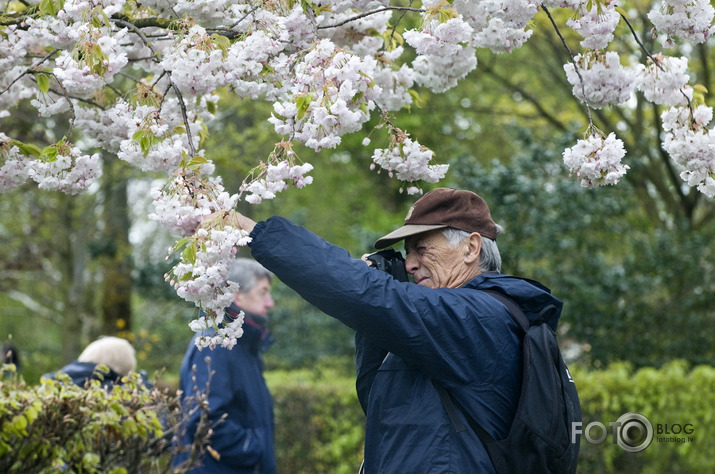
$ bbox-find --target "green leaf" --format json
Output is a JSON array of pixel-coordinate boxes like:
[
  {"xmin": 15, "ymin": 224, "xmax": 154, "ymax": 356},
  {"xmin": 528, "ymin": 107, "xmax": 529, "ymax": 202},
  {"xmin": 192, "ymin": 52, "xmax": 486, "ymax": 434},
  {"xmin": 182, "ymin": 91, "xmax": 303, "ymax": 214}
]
[
  {"xmin": 187, "ymin": 155, "xmax": 210, "ymax": 172},
  {"xmin": 41, "ymin": 145, "xmax": 58, "ymax": 162},
  {"xmin": 39, "ymin": 0, "xmax": 60, "ymax": 16},
  {"xmin": 296, "ymin": 93, "xmax": 313, "ymax": 121},
  {"xmin": 13, "ymin": 141, "xmax": 43, "ymax": 158},
  {"xmin": 140, "ymin": 136, "xmax": 151, "ymax": 154},
  {"xmin": 210, "ymin": 34, "xmax": 231, "ymax": 58},
  {"xmin": 36, "ymin": 74, "xmax": 51, "ymax": 94},
  {"xmin": 182, "ymin": 243, "xmax": 197, "ymax": 264}
]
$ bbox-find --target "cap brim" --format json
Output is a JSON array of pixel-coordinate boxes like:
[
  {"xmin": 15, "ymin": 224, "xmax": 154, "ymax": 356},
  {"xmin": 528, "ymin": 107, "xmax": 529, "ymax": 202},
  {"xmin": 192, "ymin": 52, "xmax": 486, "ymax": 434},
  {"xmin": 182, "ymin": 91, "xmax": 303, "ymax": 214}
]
[{"xmin": 374, "ymin": 224, "xmax": 448, "ymax": 249}]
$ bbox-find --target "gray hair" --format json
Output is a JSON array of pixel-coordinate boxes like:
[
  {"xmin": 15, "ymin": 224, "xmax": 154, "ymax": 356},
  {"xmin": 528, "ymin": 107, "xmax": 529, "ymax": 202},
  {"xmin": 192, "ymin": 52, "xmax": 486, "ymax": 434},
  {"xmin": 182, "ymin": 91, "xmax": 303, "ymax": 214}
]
[
  {"xmin": 78, "ymin": 336, "xmax": 136, "ymax": 376},
  {"xmin": 227, "ymin": 258, "xmax": 273, "ymax": 293},
  {"xmin": 442, "ymin": 225, "xmax": 503, "ymax": 273}
]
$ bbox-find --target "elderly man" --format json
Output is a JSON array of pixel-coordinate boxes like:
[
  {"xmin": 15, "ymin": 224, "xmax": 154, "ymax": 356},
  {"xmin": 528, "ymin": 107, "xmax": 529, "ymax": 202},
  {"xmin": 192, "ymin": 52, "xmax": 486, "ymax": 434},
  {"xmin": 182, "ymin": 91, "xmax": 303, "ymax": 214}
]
[
  {"xmin": 175, "ymin": 258, "xmax": 276, "ymax": 474},
  {"xmin": 42, "ymin": 336, "xmax": 145, "ymax": 389},
  {"xmin": 222, "ymin": 188, "xmax": 563, "ymax": 473}
]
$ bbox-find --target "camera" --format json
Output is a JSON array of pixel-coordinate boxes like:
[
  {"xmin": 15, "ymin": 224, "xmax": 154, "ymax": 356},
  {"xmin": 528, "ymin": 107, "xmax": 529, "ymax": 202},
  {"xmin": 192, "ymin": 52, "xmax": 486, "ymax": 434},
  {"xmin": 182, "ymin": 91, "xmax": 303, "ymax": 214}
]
[{"xmin": 365, "ymin": 249, "xmax": 409, "ymax": 282}]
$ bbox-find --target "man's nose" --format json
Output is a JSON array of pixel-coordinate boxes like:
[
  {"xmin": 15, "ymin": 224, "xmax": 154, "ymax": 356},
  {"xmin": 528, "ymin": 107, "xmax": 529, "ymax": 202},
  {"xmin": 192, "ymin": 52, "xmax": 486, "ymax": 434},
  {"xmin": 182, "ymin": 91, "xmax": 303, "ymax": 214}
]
[
  {"xmin": 265, "ymin": 294, "xmax": 275, "ymax": 309},
  {"xmin": 404, "ymin": 253, "xmax": 418, "ymax": 274}
]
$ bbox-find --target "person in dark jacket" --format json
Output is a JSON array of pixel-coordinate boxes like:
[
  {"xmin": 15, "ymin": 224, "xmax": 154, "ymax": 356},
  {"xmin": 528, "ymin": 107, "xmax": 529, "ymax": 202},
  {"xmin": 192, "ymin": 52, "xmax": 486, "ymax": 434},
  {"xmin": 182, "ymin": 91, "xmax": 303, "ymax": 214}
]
[
  {"xmin": 42, "ymin": 336, "xmax": 144, "ymax": 389},
  {"xmin": 211, "ymin": 187, "xmax": 564, "ymax": 473},
  {"xmin": 2, "ymin": 343, "xmax": 21, "ymax": 378},
  {"xmin": 174, "ymin": 258, "xmax": 276, "ymax": 474}
]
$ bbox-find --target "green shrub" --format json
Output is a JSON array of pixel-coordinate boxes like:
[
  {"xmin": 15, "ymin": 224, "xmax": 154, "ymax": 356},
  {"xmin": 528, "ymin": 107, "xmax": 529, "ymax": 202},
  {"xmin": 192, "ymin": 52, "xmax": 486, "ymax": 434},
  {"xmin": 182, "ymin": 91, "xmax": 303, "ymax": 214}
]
[
  {"xmin": 3, "ymin": 361, "xmax": 712, "ymax": 473},
  {"xmin": 572, "ymin": 361, "xmax": 714, "ymax": 473},
  {"xmin": 267, "ymin": 368, "xmax": 365, "ymax": 474},
  {"xmin": 0, "ymin": 364, "xmax": 211, "ymax": 473},
  {"xmin": 267, "ymin": 361, "xmax": 714, "ymax": 474}
]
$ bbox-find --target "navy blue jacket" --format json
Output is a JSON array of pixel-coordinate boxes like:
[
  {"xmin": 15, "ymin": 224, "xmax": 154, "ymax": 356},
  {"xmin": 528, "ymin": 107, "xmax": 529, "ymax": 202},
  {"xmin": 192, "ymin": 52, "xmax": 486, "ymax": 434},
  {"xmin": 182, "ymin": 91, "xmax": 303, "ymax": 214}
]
[
  {"xmin": 250, "ymin": 217, "xmax": 562, "ymax": 473},
  {"xmin": 174, "ymin": 306, "xmax": 276, "ymax": 474},
  {"xmin": 43, "ymin": 361, "xmax": 123, "ymax": 389}
]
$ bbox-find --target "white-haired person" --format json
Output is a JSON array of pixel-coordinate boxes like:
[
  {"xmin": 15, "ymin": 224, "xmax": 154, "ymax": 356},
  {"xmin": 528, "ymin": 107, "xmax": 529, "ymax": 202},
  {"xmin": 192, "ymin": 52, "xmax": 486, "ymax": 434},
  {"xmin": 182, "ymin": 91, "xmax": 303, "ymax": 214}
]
[
  {"xmin": 43, "ymin": 336, "xmax": 149, "ymax": 388},
  {"xmin": 174, "ymin": 258, "xmax": 277, "ymax": 474}
]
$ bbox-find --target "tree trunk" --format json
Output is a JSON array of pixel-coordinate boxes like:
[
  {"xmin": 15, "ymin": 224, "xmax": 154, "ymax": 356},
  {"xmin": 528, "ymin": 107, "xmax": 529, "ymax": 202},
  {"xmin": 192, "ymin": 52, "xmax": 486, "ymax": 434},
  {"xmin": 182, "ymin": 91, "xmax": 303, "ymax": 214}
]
[{"xmin": 100, "ymin": 157, "xmax": 133, "ymax": 335}]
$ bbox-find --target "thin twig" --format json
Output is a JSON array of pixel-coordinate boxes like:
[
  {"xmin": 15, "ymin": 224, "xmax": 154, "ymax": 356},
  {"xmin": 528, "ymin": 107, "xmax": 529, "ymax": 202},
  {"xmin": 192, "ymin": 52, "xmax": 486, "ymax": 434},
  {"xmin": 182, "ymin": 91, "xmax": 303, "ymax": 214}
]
[
  {"xmin": 542, "ymin": 5, "xmax": 594, "ymax": 131},
  {"xmin": 618, "ymin": 12, "xmax": 694, "ymax": 122},
  {"xmin": 317, "ymin": 6, "xmax": 424, "ymax": 30}
]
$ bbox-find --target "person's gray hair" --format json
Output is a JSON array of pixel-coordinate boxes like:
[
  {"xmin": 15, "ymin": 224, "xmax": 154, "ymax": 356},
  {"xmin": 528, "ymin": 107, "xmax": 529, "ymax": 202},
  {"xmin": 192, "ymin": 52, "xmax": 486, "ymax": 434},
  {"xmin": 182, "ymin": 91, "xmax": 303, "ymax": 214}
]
[
  {"xmin": 77, "ymin": 336, "xmax": 136, "ymax": 376},
  {"xmin": 227, "ymin": 258, "xmax": 273, "ymax": 293},
  {"xmin": 442, "ymin": 225, "xmax": 503, "ymax": 273}
]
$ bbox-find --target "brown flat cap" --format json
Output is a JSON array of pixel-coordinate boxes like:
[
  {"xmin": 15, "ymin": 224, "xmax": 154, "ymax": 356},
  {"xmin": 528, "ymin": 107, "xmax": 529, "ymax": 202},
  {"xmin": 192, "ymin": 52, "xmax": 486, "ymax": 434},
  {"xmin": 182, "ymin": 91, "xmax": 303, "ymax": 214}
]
[{"xmin": 374, "ymin": 188, "xmax": 497, "ymax": 249}]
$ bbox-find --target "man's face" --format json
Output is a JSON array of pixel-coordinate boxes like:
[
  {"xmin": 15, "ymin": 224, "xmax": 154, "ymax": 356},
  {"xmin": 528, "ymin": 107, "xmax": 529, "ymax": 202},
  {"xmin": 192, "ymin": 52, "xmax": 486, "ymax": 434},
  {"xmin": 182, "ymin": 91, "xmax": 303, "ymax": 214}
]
[
  {"xmin": 234, "ymin": 277, "xmax": 274, "ymax": 316},
  {"xmin": 404, "ymin": 230, "xmax": 466, "ymax": 289}
]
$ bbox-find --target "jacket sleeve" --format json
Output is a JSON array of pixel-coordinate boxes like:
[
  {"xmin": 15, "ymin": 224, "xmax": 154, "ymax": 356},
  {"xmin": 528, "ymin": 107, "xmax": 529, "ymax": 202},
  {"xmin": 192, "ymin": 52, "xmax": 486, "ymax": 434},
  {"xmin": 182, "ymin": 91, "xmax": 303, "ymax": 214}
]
[
  {"xmin": 180, "ymin": 346, "xmax": 267, "ymax": 468},
  {"xmin": 250, "ymin": 217, "xmax": 519, "ymax": 387}
]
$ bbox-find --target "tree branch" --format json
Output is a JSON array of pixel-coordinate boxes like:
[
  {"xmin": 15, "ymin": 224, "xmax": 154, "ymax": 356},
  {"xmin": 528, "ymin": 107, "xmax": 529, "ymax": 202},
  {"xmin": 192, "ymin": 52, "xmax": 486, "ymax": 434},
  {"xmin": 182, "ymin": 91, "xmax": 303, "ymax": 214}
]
[
  {"xmin": 317, "ymin": 6, "xmax": 424, "ymax": 30},
  {"xmin": 5, "ymin": 289, "xmax": 58, "ymax": 320},
  {"xmin": 478, "ymin": 62, "xmax": 569, "ymax": 133},
  {"xmin": 541, "ymin": 5, "xmax": 594, "ymax": 129}
]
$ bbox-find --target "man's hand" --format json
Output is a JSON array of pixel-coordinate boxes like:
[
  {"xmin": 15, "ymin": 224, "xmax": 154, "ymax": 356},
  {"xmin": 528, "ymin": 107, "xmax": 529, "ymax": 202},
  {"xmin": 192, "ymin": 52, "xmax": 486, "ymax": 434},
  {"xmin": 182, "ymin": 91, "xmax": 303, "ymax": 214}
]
[
  {"xmin": 361, "ymin": 254, "xmax": 376, "ymax": 267},
  {"xmin": 201, "ymin": 210, "xmax": 257, "ymax": 234}
]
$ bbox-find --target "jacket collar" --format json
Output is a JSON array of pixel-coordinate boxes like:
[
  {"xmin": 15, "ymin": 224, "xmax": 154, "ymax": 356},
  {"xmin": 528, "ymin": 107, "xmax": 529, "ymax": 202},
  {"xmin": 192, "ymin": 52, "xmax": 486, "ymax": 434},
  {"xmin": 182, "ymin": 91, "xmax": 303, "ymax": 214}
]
[{"xmin": 225, "ymin": 303, "xmax": 275, "ymax": 354}]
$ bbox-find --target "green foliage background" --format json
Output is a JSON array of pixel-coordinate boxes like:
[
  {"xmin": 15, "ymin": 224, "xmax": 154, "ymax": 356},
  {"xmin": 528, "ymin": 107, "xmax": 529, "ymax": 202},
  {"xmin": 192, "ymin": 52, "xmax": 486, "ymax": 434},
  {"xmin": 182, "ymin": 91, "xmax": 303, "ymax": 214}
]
[
  {"xmin": 1, "ymin": 2, "xmax": 714, "ymax": 472},
  {"xmin": 2, "ymin": 361, "xmax": 712, "ymax": 473}
]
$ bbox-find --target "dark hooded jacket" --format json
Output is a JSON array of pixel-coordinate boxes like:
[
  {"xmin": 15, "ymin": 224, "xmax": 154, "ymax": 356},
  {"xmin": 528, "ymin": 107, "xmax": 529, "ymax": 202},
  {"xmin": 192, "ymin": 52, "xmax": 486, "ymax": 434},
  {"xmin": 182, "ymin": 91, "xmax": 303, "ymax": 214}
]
[
  {"xmin": 174, "ymin": 305, "xmax": 276, "ymax": 474},
  {"xmin": 43, "ymin": 361, "xmax": 124, "ymax": 389},
  {"xmin": 250, "ymin": 217, "xmax": 563, "ymax": 473}
]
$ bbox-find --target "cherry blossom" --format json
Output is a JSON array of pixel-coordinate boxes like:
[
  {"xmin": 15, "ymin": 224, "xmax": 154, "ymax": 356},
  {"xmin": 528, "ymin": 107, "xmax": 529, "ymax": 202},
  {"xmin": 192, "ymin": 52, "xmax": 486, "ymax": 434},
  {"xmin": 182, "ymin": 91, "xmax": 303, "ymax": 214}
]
[
  {"xmin": 564, "ymin": 51, "xmax": 636, "ymax": 109},
  {"xmin": 563, "ymin": 132, "xmax": 629, "ymax": 188},
  {"xmin": 648, "ymin": 0, "xmax": 715, "ymax": 47},
  {"xmin": 2, "ymin": 0, "xmax": 714, "ymax": 347}
]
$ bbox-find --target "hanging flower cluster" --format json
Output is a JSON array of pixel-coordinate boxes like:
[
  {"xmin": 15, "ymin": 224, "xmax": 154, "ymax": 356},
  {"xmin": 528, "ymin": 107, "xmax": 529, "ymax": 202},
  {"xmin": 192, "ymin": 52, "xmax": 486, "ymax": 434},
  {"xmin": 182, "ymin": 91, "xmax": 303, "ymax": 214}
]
[{"xmin": 2, "ymin": 0, "xmax": 714, "ymax": 347}]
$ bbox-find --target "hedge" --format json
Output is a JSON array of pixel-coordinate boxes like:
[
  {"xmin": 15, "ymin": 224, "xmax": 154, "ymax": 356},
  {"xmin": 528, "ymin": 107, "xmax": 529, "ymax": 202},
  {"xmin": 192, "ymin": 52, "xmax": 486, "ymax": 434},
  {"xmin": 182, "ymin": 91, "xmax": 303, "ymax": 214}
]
[
  {"xmin": 571, "ymin": 361, "xmax": 714, "ymax": 473},
  {"xmin": 0, "ymin": 365, "xmax": 212, "ymax": 473},
  {"xmin": 2, "ymin": 361, "xmax": 713, "ymax": 473},
  {"xmin": 266, "ymin": 361, "xmax": 714, "ymax": 474}
]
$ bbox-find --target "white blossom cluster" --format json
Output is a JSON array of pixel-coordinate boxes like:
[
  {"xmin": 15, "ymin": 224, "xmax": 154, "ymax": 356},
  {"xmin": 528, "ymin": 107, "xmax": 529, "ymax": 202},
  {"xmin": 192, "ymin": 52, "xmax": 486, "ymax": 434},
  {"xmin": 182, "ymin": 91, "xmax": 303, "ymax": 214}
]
[
  {"xmin": 564, "ymin": 51, "xmax": 636, "ymax": 109},
  {"xmin": 404, "ymin": 17, "xmax": 477, "ymax": 93},
  {"xmin": 3, "ymin": 0, "xmax": 715, "ymax": 347},
  {"xmin": 567, "ymin": 2, "xmax": 621, "ymax": 49},
  {"xmin": 563, "ymin": 132, "xmax": 629, "ymax": 188},
  {"xmin": 0, "ymin": 134, "xmax": 100, "ymax": 194},
  {"xmin": 661, "ymin": 105, "xmax": 715, "ymax": 197},
  {"xmin": 173, "ymin": 237, "xmax": 250, "ymax": 350},
  {"xmin": 269, "ymin": 39, "xmax": 381, "ymax": 151},
  {"xmin": 149, "ymin": 175, "xmax": 238, "ymax": 238},
  {"xmin": 648, "ymin": 0, "xmax": 715, "ymax": 47},
  {"xmin": 453, "ymin": 0, "xmax": 540, "ymax": 53},
  {"xmin": 30, "ymin": 147, "xmax": 101, "ymax": 195},
  {"xmin": 371, "ymin": 130, "xmax": 449, "ymax": 195},
  {"xmin": 168, "ymin": 224, "xmax": 248, "ymax": 350},
  {"xmin": 151, "ymin": 174, "xmax": 253, "ymax": 347},
  {"xmin": 243, "ymin": 160, "xmax": 314, "ymax": 204},
  {"xmin": 0, "ymin": 134, "xmax": 32, "ymax": 189},
  {"xmin": 634, "ymin": 55, "xmax": 692, "ymax": 106}
]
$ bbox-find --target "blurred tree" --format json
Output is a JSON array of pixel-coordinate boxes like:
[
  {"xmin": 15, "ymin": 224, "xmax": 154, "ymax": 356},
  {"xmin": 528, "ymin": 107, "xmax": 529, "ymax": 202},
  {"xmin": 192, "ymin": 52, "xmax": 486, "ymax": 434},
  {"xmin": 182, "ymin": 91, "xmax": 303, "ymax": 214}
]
[
  {"xmin": 3, "ymin": 3, "xmax": 715, "ymax": 377},
  {"xmin": 98, "ymin": 156, "xmax": 133, "ymax": 335},
  {"xmin": 0, "ymin": 101, "xmax": 138, "ymax": 367},
  {"xmin": 449, "ymin": 128, "xmax": 714, "ymax": 367}
]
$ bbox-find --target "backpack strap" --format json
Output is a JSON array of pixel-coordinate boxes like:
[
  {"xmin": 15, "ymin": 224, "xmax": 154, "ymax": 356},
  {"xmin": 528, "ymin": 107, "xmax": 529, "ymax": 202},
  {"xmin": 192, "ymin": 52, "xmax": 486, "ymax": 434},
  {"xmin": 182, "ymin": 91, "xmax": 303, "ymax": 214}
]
[
  {"xmin": 482, "ymin": 289, "xmax": 530, "ymax": 333},
  {"xmin": 434, "ymin": 290, "xmax": 553, "ymax": 440},
  {"xmin": 433, "ymin": 381, "xmax": 496, "ymax": 443}
]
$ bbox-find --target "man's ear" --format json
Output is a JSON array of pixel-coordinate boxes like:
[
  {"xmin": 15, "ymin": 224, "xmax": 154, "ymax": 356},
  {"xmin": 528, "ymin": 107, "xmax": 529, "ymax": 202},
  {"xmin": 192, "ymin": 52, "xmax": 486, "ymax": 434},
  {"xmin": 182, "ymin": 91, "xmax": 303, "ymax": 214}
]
[{"xmin": 464, "ymin": 232, "xmax": 483, "ymax": 264}]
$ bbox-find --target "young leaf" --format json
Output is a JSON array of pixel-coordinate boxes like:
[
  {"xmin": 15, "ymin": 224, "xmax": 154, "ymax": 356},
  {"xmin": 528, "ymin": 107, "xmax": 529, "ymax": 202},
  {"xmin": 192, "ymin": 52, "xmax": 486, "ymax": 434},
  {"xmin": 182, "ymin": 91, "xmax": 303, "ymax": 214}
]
[{"xmin": 36, "ymin": 73, "xmax": 51, "ymax": 94}]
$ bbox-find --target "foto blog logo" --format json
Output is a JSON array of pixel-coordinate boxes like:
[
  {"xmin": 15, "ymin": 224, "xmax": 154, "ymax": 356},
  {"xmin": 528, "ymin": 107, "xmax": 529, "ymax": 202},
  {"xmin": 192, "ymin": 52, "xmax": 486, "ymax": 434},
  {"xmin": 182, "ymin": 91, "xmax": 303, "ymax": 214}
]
[{"xmin": 572, "ymin": 412, "xmax": 654, "ymax": 453}]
